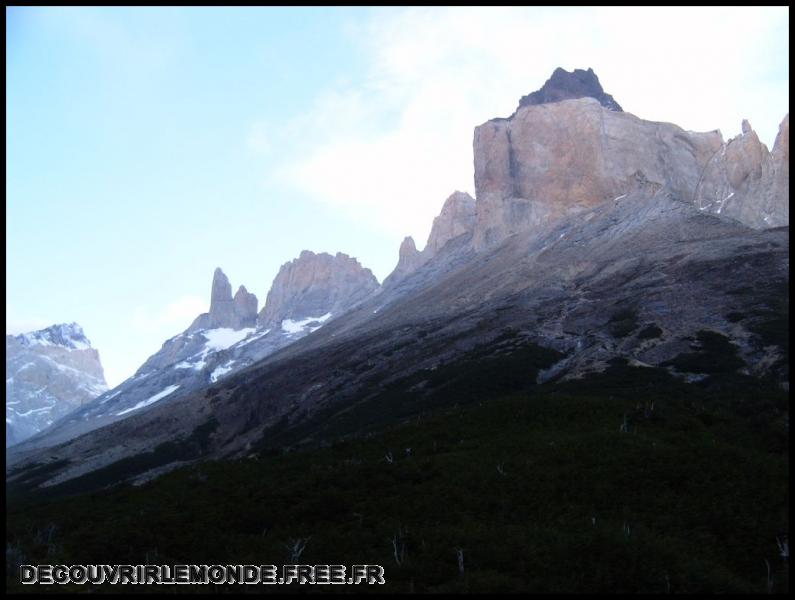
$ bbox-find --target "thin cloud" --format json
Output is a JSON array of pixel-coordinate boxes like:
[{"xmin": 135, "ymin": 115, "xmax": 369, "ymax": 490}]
[
  {"xmin": 131, "ymin": 295, "xmax": 207, "ymax": 333},
  {"xmin": 268, "ymin": 7, "xmax": 788, "ymax": 246}
]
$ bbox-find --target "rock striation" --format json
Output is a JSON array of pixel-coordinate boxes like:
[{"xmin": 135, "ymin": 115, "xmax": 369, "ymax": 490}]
[
  {"xmin": 6, "ymin": 323, "xmax": 107, "ymax": 446},
  {"xmin": 258, "ymin": 251, "xmax": 380, "ymax": 328}
]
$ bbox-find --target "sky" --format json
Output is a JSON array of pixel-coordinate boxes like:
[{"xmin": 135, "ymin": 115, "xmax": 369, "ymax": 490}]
[{"xmin": 6, "ymin": 6, "xmax": 789, "ymax": 387}]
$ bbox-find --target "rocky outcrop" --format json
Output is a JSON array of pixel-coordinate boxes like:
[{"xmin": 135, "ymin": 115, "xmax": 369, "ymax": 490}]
[
  {"xmin": 233, "ymin": 286, "xmax": 258, "ymax": 327},
  {"xmin": 383, "ymin": 191, "xmax": 477, "ymax": 287},
  {"xmin": 694, "ymin": 114, "xmax": 789, "ymax": 228},
  {"xmin": 513, "ymin": 67, "xmax": 622, "ymax": 114},
  {"xmin": 473, "ymin": 69, "xmax": 788, "ymax": 248},
  {"xmin": 189, "ymin": 268, "xmax": 258, "ymax": 332},
  {"xmin": 258, "ymin": 251, "xmax": 380, "ymax": 328},
  {"xmin": 382, "ymin": 236, "xmax": 424, "ymax": 288},
  {"xmin": 6, "ymin": 323, "xmax": 107, "ymax": 446},
  {"xmin": 425, "ymin": 191, "xmax": 476, "ymax": 256}
]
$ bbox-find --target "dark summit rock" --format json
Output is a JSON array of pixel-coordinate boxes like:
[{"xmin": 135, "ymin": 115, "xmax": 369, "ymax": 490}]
[{"xmin": 516, "ymin": 67, "xmax": 623, "ymax": 113}]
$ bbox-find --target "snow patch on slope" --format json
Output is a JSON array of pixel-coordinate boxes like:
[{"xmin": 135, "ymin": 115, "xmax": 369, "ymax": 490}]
[
  {"xmin": 281, "ymin": 313, "xmax": 332, "ymax": 334},
  {"xmin": 116, "ymin": 385, "xmax": 181, "ymax": 417},
  {"xmin": 203, "ymin": 328, "xmax": 255, "ymax": 351},
  {"xmin": 210, "ymin": 361, "xmax": 236, "ymax": 383}
]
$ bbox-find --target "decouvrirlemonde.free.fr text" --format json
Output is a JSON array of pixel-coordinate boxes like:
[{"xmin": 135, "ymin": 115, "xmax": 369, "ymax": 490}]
[{"xmin": 21, "ymin": 564, "xmax": 386, "ymax": 585}]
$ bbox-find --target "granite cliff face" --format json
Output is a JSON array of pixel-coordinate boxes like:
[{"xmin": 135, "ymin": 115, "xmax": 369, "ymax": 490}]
[
  {"xmin": 258, "ymin": 251, "xmax": 380, "ymax": 328},
  {"xmin": 6, "ymin": 324, "xmax": 107, "ymax": 447},
  {"xmin": 473, "ymin": 70, "xmax": 788, "ymax": 249}
]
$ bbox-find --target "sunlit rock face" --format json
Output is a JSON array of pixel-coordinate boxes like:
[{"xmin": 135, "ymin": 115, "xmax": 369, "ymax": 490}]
[
  {"xmin": 472, "ymin": 68, "xmax": 788, "ymax": 249},
  {"xmin": 257, "ymin": 250, "xmax": 379, "ymax": 328}
]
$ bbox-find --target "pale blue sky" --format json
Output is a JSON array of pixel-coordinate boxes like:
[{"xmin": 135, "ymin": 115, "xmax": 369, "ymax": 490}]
[{"xmin": 7, "ymin": 7, "xmax": 789, "ymax": 386}]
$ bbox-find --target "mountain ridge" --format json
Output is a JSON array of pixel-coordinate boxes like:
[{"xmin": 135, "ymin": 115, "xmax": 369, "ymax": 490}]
[{"xmin": 7, "ymin": 67, "xmax": 789, "ymax": 497}]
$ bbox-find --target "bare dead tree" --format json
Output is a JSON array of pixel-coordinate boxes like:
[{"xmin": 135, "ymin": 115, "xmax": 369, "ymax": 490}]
[
  {"xmin": 385, "ymin": 452, "xmax": 394, "ymax": 464},
  {"xmin": 620, "ymin": 414, "xmax": 629, "ymax": 433},
  {"xmin": 643, "ymin": 400, "xmax": 655, "ymax": 419},
  {"xmin": 776, "ymin": 536, "xmax": 788, "ymax": 558},
  {"xmin": 496, "ymin": 462, "xmax": 506, "ymax": 476},
  {"xmin": 765, "ymin": 558, "xmax": 773, "ymax": 594},
  {"xmin": 286, "ymin": 537, "xmax": 310, "ymax": 562},
  {"xmin": 455, "ymin": 547, "xmax": 465, "ymax": 576},
  {"xmin": 392, "ymin": 526, "xmax": 407, "ymax": 566}
]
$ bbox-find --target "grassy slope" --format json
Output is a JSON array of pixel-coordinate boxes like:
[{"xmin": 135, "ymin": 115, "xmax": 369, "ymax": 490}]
[{"xmin": 6, "ymin": 349, "xmax": 789, "ymax": 593}]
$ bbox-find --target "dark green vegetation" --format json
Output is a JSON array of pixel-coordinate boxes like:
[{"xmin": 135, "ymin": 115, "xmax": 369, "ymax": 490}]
[
  {"xmin": 636, "ymin": 324, "xmax": 663, "ymax": 340},
  {"xmin": 6, "ymin": 346, "xmax": 789, "ymax": 593},
  {"xmin": 257, "ymin": 332, "xmax": 563, "ymax": 452},
  {"xmin": 662, "ymin": 330, "xmax": 745, "ymax": 375},
  {"xmin": 607, "ymin": 308, "xmax": 639, "ymax": 338},
  {"xmin": 7, "ymin": 418, "xmax": 220, "ymax": 505}
]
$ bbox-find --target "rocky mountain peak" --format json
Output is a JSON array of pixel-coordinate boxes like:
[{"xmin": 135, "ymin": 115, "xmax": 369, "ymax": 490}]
[
  {"xmin": 383, "ymin": 191, "xmax": 478, "ymax": 288},
  {"xmin": 7, "ymin": 323, "xmax": 107, "ymax": 447},
  {"xmin": 399, "ymin": 236, "xmax": 419, "ymax": 257},
  {"xmin": 514, "ymin": 67, "xmax": 623, "ymax": 114},
  {"xmin": 16, "ymin": 322, "xmax": 92, "ymax": 350},
  {"xmin": 258, "ymin": 250, "xmax": 380, "ymax": 328},
  {"xmin": 425, "ymin": 191, "xmax": 477, "ymax": 256},
  {"xmin": 210, "ymin": 268, "xmax": 232, "ymax": 305},
  {"xmin": 233, "ymin": 286, "xmax": 259, "ymax": 329},
  {"xmin": 189, "ymin": 268, "xmax": 258, "ymax": 332},
  {"xmin": 383, "ymin": 236, "xmax": 425, "ymax": 288}
]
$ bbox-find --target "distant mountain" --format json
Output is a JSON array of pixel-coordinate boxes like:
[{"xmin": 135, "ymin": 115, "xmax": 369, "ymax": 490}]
[
  {"xmin": 13, "ymin": 253, "xmax": 380, "ymax": 453},
  {"xmin": 6, "ymin": 323, "xmax": 107, "ymax": 447}
]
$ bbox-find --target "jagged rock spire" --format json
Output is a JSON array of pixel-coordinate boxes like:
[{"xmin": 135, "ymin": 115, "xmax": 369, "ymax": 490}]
[
  {"xmin": 189, "ymin": 268, "xmax": 258, "ymax": 331},
  {"xmin": 383, "ymin": 236, "xmax": 424, "ymax": 288}
]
